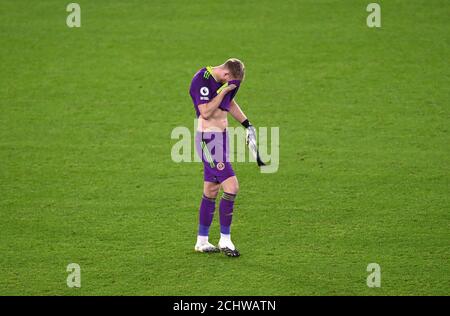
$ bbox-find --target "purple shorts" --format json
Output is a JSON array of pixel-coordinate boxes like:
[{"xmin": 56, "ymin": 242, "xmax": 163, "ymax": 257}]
[{"xmin": 195, "ymin": 130, "xmax": 235, "ymax": 183}]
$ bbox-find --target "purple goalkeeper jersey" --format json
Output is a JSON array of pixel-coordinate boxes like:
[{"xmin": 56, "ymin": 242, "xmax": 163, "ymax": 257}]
[{"xmin": 189, "ymin": 66, "xmax": 240, "ymax": 117}]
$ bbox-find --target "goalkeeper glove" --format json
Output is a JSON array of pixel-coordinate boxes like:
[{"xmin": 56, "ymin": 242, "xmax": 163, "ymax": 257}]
[{"xmin": 241, "ymin": 119, "xmax": 266, "ymax": 167}]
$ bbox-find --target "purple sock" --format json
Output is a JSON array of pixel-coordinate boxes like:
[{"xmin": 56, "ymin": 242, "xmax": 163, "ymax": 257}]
[
  {"xmin": 198, "ymin": 194, "xmax": 216, "ymax": 236},
  {"xmin": 219, "ymin": 192, "xmax": 236, "ymax": 234}
]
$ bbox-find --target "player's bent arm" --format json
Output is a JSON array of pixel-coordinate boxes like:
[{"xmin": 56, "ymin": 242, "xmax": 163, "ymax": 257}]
[
  {"xmin": 229, "ymin": 99, "xmax": 256, "ymax": 144},
  {"xmin": 229, "ymin": 99, "xmax": 248, "ymax": 124},
  {"xmin": 198, "ymin": 85, "xmax": 236, "ymax": 119},
  {"xmin": 197, "ymin": 95, "xmax": 225, "ymax": 120}
]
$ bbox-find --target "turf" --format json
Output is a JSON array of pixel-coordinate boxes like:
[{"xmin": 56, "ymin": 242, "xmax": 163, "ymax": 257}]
[{"xmin": 0, "ymin": 0, "xmax": 449, "ymax": 295}]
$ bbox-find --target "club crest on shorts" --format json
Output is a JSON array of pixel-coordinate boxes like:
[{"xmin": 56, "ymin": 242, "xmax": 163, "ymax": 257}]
[{"xmin": 217, "ymin": 162, "xmax": 225, "ymax": 171}]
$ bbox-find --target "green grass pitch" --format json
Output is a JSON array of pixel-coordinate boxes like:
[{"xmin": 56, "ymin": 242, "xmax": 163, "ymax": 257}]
[{"xmin": 0, "ymin": 0, "xmax": 448, "ymax": 295}]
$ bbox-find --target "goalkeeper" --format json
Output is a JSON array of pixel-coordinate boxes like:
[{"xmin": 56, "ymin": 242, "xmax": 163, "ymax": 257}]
[{"xmin": 189, "ymin": 58, "xmax": 260, "ymax": 257}]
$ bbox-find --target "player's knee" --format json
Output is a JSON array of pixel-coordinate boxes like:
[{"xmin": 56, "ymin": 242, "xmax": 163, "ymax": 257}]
[
  {"xmin": 204, "ymin": 188, "xmax": 219, "ymax": 199},
  {"xmin": 204, "ymin": 192, "xmax": 218, "ymax": 200},
  {"xmin": 228, "ymin": 181, "xmax": 239, "ymax": 195},
  {"xmin": 221, "ymin": 176, "xmax": 239, "ymax": 195}
]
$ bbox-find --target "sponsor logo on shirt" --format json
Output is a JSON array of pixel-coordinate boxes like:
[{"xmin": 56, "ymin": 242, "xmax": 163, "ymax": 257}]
[
  {"xmin": 200, "ymin": 87, "xmax": 209, "ymax": 96},
  {"xmin": 200, "ymin": 87, "xmax": 209, "ymax": 101}
]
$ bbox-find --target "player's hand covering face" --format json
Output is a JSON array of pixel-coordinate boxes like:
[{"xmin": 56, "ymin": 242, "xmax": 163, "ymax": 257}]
[
  {"xmin": 222, "ymin": 84, "xmax": 237, "ymax": 94},
  {"xmin": 228, "ymin": 79, "xmax": 241, "ymax": 86},
  {"xmin": 218, "ymin": 80, "xmax": 241, "ymax": 112}
]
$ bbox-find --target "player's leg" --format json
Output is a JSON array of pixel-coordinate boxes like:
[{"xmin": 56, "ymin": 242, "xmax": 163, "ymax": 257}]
[
  {"xmin": 194, "ymin": 130, "xmax": 221, "ymax": 253},
  {"xmin": 199, "ymin": 180, "xmax": 220, "ymax": 238},
  {"xmin": 195, "ymin": 181, "xmax": 221, "ymax": 253},
  {"xmin": 218, "ymin": 175, "xmax": 240, "ymax": 257}
]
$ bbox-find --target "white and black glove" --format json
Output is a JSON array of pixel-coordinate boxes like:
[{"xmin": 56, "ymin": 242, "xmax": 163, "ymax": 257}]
[{"xmin": 242, "ymin": 120, "xmax": 266, "ymax": 167}]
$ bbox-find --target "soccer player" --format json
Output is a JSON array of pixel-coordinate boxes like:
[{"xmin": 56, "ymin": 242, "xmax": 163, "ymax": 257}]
[{"xmin": 189, "ymin": 58, "xmax": 257, "ymax": 257}]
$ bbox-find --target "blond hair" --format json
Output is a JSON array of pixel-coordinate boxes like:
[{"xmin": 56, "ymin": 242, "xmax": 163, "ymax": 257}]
[{"xmin": 224, "ymin": 58, "xmax": 245, "ymax": 80}]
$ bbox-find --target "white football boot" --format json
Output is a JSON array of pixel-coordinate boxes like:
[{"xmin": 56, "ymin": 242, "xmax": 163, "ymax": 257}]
[
  {"xmin": 218, "ymin": 235, "xmax": 240, "ymax": 257},
  {"xmin": 194, "ymin": 237, "xmax": 219, "ymax": 253}
]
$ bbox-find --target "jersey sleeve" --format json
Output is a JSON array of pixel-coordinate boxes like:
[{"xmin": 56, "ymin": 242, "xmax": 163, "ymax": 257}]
[{"xmin": 190, "ymin": 73, "xmax": 213, "ymax": 106}]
